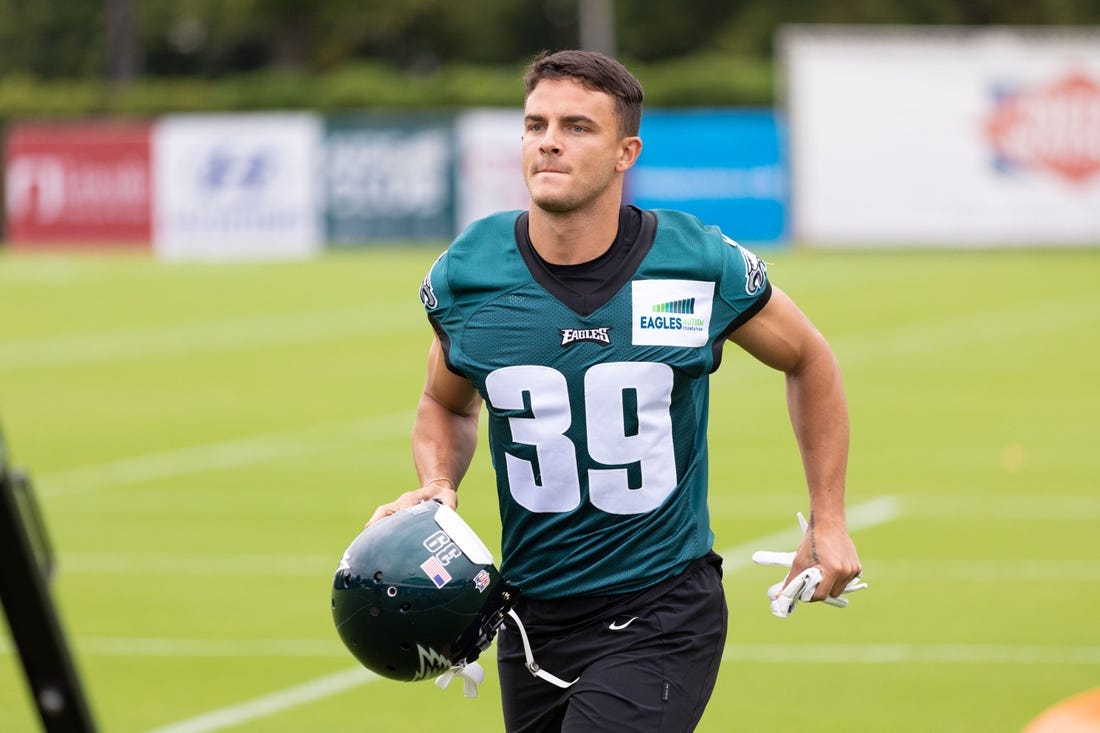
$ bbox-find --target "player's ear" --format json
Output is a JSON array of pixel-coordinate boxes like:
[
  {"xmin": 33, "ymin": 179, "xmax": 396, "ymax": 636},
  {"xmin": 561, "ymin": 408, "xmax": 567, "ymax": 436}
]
[{"xmin": 615, "ymin": 136, "xmax": 642, "ymax": 173}]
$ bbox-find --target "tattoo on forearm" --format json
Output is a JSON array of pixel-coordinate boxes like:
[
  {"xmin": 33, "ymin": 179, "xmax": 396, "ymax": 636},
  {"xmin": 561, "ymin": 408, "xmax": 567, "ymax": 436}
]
[{"xmin": 809, "ymin": 511, "xmax": 821, "ymax": 563}]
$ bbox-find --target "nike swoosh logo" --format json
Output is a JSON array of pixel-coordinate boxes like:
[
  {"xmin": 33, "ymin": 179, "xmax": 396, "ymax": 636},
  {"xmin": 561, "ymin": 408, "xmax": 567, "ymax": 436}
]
[{"xmin": 608, "ymin": 617, "xmax": 638, "ymax": 631}]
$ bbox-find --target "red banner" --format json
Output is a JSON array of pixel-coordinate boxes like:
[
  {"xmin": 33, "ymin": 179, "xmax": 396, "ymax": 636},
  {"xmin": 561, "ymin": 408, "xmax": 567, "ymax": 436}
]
[{"xmin": 4, "ymin": 122, "xmax": 153, "ymax": 247}]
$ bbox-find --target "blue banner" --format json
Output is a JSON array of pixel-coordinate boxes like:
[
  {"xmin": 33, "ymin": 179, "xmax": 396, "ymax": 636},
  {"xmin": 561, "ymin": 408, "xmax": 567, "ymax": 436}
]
[{"xmin": 627, "ymin": 110, "xmax": 788, "ymax": 244}]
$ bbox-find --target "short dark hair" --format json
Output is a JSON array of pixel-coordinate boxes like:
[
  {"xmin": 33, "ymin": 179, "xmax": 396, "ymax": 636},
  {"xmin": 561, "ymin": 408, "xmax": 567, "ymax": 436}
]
[{"xmin": 523, "ymin": 50, "xmax": 644, "ymax": 137}]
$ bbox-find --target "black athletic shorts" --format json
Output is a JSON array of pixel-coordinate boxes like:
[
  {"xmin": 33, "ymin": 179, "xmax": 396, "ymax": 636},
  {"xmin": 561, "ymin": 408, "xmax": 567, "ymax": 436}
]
[{"xmin": 497, "ymin": 552, "xmax": 727, "ymax": 733}]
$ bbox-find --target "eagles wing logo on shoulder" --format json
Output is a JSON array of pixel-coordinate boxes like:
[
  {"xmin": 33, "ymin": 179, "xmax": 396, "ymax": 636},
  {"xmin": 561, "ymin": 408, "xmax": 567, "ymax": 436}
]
[
  {"xmin": 741, "ymin": 247, "xmax": 766, "ymax": 296},
  {"xmin": 419, "ymin": 272, "xmax": 438, "ymax": 309},
  {"xmin": 420, "ymin": 252, "xmax": 446, "ymax": 310},
  {"xmin": 725, "ymin": 236, "xmax": 767, "ymax": 296}
]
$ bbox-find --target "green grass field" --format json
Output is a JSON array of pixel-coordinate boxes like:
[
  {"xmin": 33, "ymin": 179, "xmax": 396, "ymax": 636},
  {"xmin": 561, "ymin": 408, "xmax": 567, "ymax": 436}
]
[{"xmin": 1, "ymin": 245, "xmax": 1098, "ymax": 732}]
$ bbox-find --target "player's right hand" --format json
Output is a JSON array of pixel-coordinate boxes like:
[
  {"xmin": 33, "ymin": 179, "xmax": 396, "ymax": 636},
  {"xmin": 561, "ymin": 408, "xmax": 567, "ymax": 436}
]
[{"xmin": 366, "ymin": 484, "xmax": 458, "ymax": 528}]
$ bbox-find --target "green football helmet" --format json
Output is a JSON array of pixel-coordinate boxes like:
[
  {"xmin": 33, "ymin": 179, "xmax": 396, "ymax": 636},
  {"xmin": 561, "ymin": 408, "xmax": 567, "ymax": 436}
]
[{"xmin": 332, "ymin": 501, "xmax": 516, "ymax": 682}]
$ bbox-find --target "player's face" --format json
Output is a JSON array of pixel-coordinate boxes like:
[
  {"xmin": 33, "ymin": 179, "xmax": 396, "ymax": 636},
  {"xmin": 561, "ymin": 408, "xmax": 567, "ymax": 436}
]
[{"xmin": 522, "ymin": 78, "xmax": 636, "ymax": 214}]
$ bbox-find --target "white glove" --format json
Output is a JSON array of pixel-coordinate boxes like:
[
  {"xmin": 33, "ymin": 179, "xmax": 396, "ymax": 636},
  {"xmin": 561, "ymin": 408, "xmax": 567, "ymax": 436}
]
[{"xmin": 752, "ymin": 512, "xmax": 868, "ymax": 618}]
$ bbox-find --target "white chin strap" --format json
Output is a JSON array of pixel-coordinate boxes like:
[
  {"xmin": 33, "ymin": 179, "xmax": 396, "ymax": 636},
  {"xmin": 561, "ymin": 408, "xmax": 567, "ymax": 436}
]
[
  {"xmin": 434, "ymin": 607, "xmax": 580, "ymax": 697},
  {"xmin": 436, "ymin": 661, "xmax": 485, "ymax": 698},
  {"xmin": 506, "ymin": 608, "xmax": 579, "ymax": 689}
]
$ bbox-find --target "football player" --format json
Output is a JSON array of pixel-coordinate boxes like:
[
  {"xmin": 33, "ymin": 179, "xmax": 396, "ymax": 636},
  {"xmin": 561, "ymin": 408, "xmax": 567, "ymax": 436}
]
[{"xmin": 368, "ymin": 49, "xmax": 862, "ymax": 732}]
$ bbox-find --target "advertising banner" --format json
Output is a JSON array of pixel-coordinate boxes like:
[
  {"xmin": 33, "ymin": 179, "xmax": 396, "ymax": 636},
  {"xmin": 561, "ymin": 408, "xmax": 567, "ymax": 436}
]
[
  {"xmin": 153, "ymin": 113, "xmax": 322, "ymax": 260},
  {"xmin": 454, "ymin": 109, "xmax": 529, "ymax": 232},
  {"xmin": 783, "ymin": 27, "xmax": 1100, "ymax": 246},
  {"xmin": 4, "ymin": 122, "xmax": 152, "ymax": 247},
  {"xmin": 323, "ymin": 116, "xmax": 454, "ymax": 243},
  {"xmin": 628, "ymin": 110, "xmax": 788, "ymax": 244}
]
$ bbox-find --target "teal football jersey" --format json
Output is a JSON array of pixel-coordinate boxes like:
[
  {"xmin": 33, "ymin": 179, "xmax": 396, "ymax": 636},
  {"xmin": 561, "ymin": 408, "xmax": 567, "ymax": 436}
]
[{"xmin": 419, "ymin": 208, "xmax": 771, "ymax": 599}]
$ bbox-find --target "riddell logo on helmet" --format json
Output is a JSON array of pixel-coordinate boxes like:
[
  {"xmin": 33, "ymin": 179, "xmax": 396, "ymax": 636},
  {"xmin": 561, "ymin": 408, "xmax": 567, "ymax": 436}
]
[{"xmin": 984, "ymin": 71, "xmax": 1100, "ymax": 184}]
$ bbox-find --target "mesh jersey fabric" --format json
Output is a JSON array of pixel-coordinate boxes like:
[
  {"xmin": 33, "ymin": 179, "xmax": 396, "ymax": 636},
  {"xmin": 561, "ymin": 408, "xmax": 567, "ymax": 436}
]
[{"xmin": 419, "ymin": 207, "xmax": 771, "ymax": 598}]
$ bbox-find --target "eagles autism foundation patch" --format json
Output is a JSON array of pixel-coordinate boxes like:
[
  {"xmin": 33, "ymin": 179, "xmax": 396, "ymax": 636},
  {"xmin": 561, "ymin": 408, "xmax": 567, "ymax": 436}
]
[{"xmin": 631, "ymin": 279, "xmax": 715, "ymax": 347}]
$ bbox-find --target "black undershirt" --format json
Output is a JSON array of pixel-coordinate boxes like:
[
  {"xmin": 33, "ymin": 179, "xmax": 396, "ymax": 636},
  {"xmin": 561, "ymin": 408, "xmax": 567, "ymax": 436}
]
[
  {"xmin": 516, "ymin": 205, "xmax": 656, "ymax": 316},
  {"xmin": 533, "ymin": 205, "xmax": 643, "ymax": 294}
]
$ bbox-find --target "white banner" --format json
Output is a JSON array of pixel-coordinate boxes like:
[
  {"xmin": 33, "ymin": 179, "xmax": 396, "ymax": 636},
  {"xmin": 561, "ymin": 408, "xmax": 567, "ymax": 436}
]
[
  {"xmin": 783, "ymin": 27, "xmax": 1100, "ymax": 246},
  {"xmin": 454, "ymin": 109, "xmax": 529, "ymax": 232},
  {"xmin": 153, "ymin": 113, "xmax": 322, "ymax": 260}
]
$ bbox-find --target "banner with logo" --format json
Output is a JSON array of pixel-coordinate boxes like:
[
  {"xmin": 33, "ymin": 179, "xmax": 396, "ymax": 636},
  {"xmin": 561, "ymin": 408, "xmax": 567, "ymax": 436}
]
[
  {"xmin": 784, "ymin": 27, "xmax": 1100, "ymax": 246},
  {"xmin": 323, "ymin": 115, "xmax": 455, "ymax": 243},
  {"xmin": 4, "ymin": 122, "xmax": 152, "ymax": 247},
  {"xmin": 627, "ymin": 110, "xmax": 788, "ymax": 244},
  {"xmin": 153, "ymin": 113, "xmax": 322, "ymax": 260}
]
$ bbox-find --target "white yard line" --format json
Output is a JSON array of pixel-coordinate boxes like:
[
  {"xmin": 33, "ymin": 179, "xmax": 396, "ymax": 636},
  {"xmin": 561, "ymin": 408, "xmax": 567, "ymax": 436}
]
[
  {"xmin": 847, "ymin": 558, "xmax": 1100, "ymax": 581},
  {"xmin": 57, "ymin": 552, "xmax": 335, "ymax": 576},
  {"xmin": 0, "ymin": 637, "xmax": 344, "ymax": 658},
  {"xmin": 719, "ymin": 495, "xmax": 902, "ymax": 573},
  {"xmin": 2, "ymin": 635, "xmax": 1096, "ymax": 667},
  {"xmin": 826, "ymin": 291, "xmax": 1100, "ymax": 366},
  {"xmin": 709, "ymin": 492, "xmax": 1100, "ymax": 521},
  {"xmin": 724, "ymin": 643, "xmax": 1100, "ymax": 665},
  {"xmin": 58, "ymin": 552, "xmax": 1100, "ymax": 581},
  {"xmin": 125, "ymin": 497, "xmax": 900, "ymax": 732},
  {"xmin": 11, "ymin": 492, "xmax": 1098, "ymax": 732},
  {"xmin": 38, "ymin": 412, "xmax": 413, "ymax": 498},
  {"xmin": 0, "ymin": 306, "xmax": 419, "ymax": 373},
  {"xmin": 143, "ymin": 666, "xmax": 378, "ymax": 733},
  {"xmin": 898, "ymin": 493, "xmax": 1100, "ymax": 520},
  {"xmin": 82, "ymin": 638, "xmax": 346, "ymax": 658},
  {"xmin": 166, "ymin": 642, "xmax": 1096, "ymax": 733},
  {"xmin": 56, "ymin": 492, "xmax": 1100, "ymax": 577},
  {"xmin": 1, "ymin": 637, "xmax": 1094, "ymax": 667}
]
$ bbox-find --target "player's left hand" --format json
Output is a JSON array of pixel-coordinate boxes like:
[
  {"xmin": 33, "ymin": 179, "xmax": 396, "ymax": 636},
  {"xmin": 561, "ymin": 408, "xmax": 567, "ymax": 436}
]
[{"xmin": 752, "ymin": 512, "xmax": 867, "ymax": 618}]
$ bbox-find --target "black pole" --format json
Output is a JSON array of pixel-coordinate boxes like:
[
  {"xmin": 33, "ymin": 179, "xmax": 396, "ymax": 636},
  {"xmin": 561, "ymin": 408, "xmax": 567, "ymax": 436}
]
[
  {"xmin": 0, "ymin": 427, "xmax": 97, "ymax": 732},
  {"xmin": 105, "ymin": 0, "xmax": 140, "ymax": 85}
]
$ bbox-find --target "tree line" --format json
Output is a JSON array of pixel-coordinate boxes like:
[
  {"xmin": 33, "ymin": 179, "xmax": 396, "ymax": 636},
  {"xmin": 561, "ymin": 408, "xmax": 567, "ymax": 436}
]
[{"xmin": 2, "ymin": 0, "xmax": 1098, "ymax": 81}]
